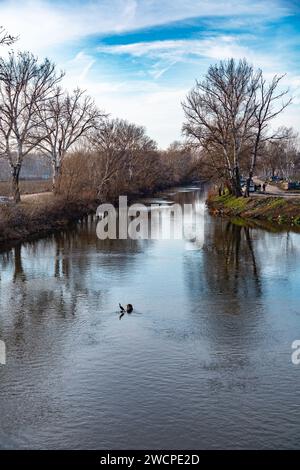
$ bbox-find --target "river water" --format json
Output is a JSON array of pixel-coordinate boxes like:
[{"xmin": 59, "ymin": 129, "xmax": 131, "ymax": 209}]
[{"xmin": 0, "ymin": 185, "xmax": 300, "ymax": 449}]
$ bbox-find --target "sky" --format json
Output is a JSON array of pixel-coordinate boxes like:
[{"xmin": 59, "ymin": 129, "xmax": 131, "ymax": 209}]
[{"xmin": 0, "ymin": 0, "xmax": 299, "ymax": 148}]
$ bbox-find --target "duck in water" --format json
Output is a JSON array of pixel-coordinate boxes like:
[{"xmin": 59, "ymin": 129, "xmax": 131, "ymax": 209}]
[{"xmin": 119, "ymin": 303, "xmax": 133, "ymax": 319}]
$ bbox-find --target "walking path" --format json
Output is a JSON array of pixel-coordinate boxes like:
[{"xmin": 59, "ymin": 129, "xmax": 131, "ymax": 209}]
[
  {"xmin": 21, "ymin": 192, "xmax": 53, "ymax": 203},
  {"xmin": 253, "ymin": 177, "xmax": 300, "ymax": 198}
]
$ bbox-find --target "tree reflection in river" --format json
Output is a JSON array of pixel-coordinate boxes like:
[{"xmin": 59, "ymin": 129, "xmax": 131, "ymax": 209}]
[
  {"xmin": 1, "ymin": 186, "xmax": 300, "ymax": 450},
  {"xmin": 0, "ymin": 219, "xmax": 152, "ymax": 371},
  {"xmin": 204, "ymin": 219, "xmax": 262, "ymax": 297},
  {"xmin": 186, "ymin": 218, "xmax": 263, "ymax": 304}
]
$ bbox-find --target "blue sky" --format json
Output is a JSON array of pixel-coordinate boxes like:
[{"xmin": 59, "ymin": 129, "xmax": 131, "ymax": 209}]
[{"xmin": 0, "ymin": 0, "xmax": 299, "ymax": 147}]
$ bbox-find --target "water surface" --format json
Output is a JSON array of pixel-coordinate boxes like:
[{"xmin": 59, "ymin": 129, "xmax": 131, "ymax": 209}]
[{"xmin": 0, "ymin": 186, "xmax": 300, "ymax": 449}]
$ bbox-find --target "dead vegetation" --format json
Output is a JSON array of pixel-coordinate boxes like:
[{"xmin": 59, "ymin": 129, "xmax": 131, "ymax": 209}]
[
  {"xmin": 0, "ymin": 179, "xmax": 51, "ymax": 197},
  {"xmin": 0, "ymin": 196, "xmax": 96, "ymax": 244}
]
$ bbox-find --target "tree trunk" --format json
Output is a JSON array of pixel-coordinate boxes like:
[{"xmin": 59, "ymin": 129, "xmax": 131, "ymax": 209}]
[
  {"xmin": 232, "ymin": 166, "xmax": 242, "ymax": 197},
  {"xmin": 11, "ymin": 166, "xmax": 21, "ymax": 203},
  {"xmin": 245, "ymin": 171, "xmax": 253, "ymax": 198},
  {"xmin": 52, "ymin": 162, "xmax": 60, "ymax": 193}
]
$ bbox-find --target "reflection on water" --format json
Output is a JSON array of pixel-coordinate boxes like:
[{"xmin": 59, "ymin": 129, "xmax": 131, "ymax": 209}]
[{"xmin": 1, "ymin": 186, "xmax": 300, "ymax": 449}]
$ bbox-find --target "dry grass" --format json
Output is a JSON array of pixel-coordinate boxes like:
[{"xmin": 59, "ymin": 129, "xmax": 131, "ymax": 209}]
[
  {"xmin": 0, "ymin": 195, "xmax": 97, "ymax": 245},
  {"xmin": 21, "ymin": 192, "xmax": 53, "ymax": 203},
  {"xmin": 0, "ymin": 179, "xmax": 51, "ymax": 197}
]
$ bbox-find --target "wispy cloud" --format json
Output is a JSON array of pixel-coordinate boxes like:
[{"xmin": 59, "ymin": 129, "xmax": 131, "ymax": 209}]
[
  {"xmin": 97, "ymin": 37, "xmax": 250, "ymax": 61},
  {"xmin": 96, "ymin": 35, "xmax": 291, "ymax": 78},
  {"xmin": 149, "ymin": 61, "xmax": 179, "ymax": 80},
  {"xmin": 0, "ymin": 0, "xmax": 298, "ymax": 147},
  {"xmin": 0, "ymin": 0, "xmax": 292, "ymax": 53},
  {"xmin": 67, "ymin": 52, "xmax": 96, "ymax": 84}
]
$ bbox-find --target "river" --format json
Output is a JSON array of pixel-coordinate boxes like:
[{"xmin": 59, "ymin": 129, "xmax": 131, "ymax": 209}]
[{"xmin": 0, "ymin": 185, "xmax": 300, "ymax": 449}]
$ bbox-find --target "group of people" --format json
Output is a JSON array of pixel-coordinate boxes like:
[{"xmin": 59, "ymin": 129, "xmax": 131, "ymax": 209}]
[
  {"xmin": 255, "ymin": 182, "xmax": 267, "ymax": 192},
  {"xmin": 242, "ymin": 180, "xmax": 268, "ymax": 196}
]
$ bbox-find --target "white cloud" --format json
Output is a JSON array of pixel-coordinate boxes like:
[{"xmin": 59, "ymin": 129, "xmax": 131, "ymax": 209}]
[
  {"xmin": 0, "ymin": 0, "xmax": 290, "ymax": 54},
  {"xmin": 59, "ymin": 53, "xmax": 187, "ymax": 147},
  {"xmin": 273, "ymin": 104, "xmax": 300, "ymax": 134},
  {"xmin": 97, "ymin": 37, "xmax": 250, "ymax": 62},
  {"xmin": 0, "ymin": 0, "xmax": 297, "ymax": 147},
  {"xmin": 61, "ymin": 32, "xmax": 300, "ymax": 147},
  {"xmin": 96, "ymin": 35, "xmax": 289, "ymax": 78},
  {"xmin": 94, "ymin": 87, "xmax": 188, "ymax": 148}
]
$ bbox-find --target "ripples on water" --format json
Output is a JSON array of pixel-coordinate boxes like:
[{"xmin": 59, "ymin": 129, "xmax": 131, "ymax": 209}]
[{"xmin": 0, "ymin": 186, "xmax": 300, "ymax": 449}]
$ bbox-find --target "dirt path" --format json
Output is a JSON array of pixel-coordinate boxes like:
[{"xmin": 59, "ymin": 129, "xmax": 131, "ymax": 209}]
[
  {"xmin": 253, "ymin": 177, "xmax": 300, "ymax": 198},
  {"xmin": 21, "ymin": 192, "xmax": 53, "ymax": 203}
]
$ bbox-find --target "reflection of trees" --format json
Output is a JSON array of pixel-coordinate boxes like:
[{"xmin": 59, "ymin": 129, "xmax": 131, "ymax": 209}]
[
  {"xmin": 170, "ymin": 186, "xmax": 206, "ymax": 208},
  {"xmin": 183, "ymin": 218, "xmax": 265, "ymax": 351},
  {"xmin": 271, "ymin": 231, "xmax": 300, "ymax": 271},
  {"xmin": 0, "ymin": 214, "xmax": 151, "ymax": 361},
  {"xmin": 51, "ymin": 215, "xmax": 150, "ymax": 282},
  {"xmin": 204, "ymin": 220, "xmax": 262, "ymax": 298},
  {"xmin": 0, "ymin": 249, "xmax": 13, "ymax": 276},
  {"xmin": 0, "ymin": 188, "xmax": 202, "ymax": 348},
  {"xmin": 13, "ymin": 245, "xmax": 26, "ymax": 282},
  {"xmin": 185, "ymin": 218, "xmax": 263, "ymax": 325}
]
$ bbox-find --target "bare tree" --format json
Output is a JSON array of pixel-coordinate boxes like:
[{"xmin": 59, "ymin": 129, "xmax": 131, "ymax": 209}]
[
  {"xmin": 261, "ymin": 127, "xmax": 299, "ymax": 180},
  {"xmin": 0, "ymin": 26, "xmax": 17, "ymax": 46},
  {"xmin": 161, "ymin": 141, "xmax": 196, "ymax": 184},
  {"xmin": 245, "ymin": 74, "xmax": 291, "ymax": 194},
  {"xmin": 182, "ymin": 59, "xmax": 292, "ymax": 197},
  {"xmin": 36, "ymin": 87, "xmax": 104, "ymax": 191},
  {"xmin": 0, "ymin": 52, "xmax": 63, "ymax": 202},
  {"xmin": 90, "ymin": 118, "xmax": 157, "ymax": 199},
  {"xmin": 183, "ymin": 59, "xmax": 260, "ymax": 196},
  {"xmin": 58, "ymin": 124, "xmax": 201, "ymax": 202}
]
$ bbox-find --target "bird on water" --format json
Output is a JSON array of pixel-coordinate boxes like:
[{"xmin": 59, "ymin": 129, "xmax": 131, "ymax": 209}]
[{"xmin": 119, "ymin": 303, "xmax": 133, "ymax": 319}]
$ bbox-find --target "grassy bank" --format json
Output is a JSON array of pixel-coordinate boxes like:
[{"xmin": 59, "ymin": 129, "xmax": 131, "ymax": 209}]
[{"xmin": 207, "ymin": 193, "xmax": 300, "ymax": 227}]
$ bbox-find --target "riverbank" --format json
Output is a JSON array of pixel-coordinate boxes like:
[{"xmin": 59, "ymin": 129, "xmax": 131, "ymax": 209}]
[
  {"xmin": 0, "ymin": 196, "xmax": 98, "ymax": 247},
  {"xmin": 207, "ymin": 192, "xmax": 300, "ymax": 227},
  {"xmin": 0, "ymin": 181, "xmax": 196, "ymax": 248}
]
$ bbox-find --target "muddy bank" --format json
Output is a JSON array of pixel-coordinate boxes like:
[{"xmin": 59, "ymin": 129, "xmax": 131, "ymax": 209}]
[{"xmin": 0, "ymin": 197, "xmax": 98, "ymax": 249}]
